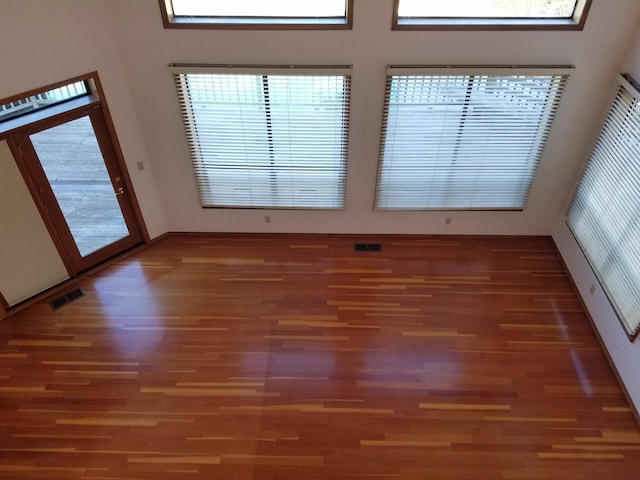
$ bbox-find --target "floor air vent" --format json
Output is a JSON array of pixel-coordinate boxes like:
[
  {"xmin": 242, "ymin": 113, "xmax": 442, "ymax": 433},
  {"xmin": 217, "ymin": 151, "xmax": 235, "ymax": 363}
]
[
  {"xmin": 354, "ymin": 243, "xmax": 382, "ymax": 252},
  {"xmin": 49, "ymin": 288, "xmax": 84, "ymax": 310}
]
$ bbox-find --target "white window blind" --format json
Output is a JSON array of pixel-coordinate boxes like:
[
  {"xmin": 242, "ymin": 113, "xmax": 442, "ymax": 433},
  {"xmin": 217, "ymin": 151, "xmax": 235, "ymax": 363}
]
[
  {"xmin": 171, "ymin": 66, "xmax": 351, "ymax": 209},
  {"xmin": 566, "ymin": 74, "xmax": 640, "ymax": 339},
  {"xmin": 375, "ymin": 67, "xmax": 570, "ymax": 210}
]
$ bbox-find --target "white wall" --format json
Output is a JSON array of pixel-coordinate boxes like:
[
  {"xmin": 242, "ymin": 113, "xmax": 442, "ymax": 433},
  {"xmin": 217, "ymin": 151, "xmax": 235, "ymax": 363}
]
[
  {"xmin": 552, "ymin": 15, "xmax": 640, "ymax": 413},
  {"xmin": 0, "ymin": 0, "xmax": 168, "ymax": 239},
  {"xmin": 0, "ymin": 140, "xmax": 69, "ymax": 305},
  {"xmin": 625, "ymin": 16, "xmax": 640, "ymax": 76},
  {"xmin": 104, "ymin": 0, "xmax": 640, "ymax": 234}
]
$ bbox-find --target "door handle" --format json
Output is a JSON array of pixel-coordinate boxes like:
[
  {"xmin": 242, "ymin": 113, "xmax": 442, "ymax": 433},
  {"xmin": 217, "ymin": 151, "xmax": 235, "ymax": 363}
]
[{"xmin": 115, "ymin": 187, "xmax": 125, "ymax": 196}]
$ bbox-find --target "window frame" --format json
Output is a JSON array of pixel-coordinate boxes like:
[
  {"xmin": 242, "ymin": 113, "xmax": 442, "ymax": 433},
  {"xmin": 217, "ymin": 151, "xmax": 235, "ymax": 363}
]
[
  {"xmin": 566, "ymin": 74, "xmax": 640, "ymax": 341},
  {"xmin": 392, "ymin": 0, "xmax": 592, "ymax": 31},
  {"xmin": 159, "ymin": 0, "xmax": 354, "ymax": 30},
  {"xmin": 374, "ymin": 66, "xmax": 571, "ymax": 211},
  {"xmin": 0, "ymin": 80, "xmax": 90, "ymax": 125},
  {"xmin": 170, "ymin": 64, "xmax": 351, "ymax": 210}
]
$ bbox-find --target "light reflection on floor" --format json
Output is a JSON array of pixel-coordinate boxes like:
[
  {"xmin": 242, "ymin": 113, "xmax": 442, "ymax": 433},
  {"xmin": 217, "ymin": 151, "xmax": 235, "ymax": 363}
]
[
  {"xmin": 91, "ymin": 260, "xmax": 163, "ymax": 358},
  {"xmin": 550, "ymin": 298, "xmax": 593, "ymax": 397}
]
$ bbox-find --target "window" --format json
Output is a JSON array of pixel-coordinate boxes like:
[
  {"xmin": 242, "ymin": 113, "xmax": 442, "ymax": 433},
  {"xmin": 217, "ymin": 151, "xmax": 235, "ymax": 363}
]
[
  {"xmin": 375, "ymin": 67, "xmax": 569, "ymax": 210},
  {"xmin": 566, "ymin": 74, "xmax": 640, "ymax": 340},
  {"xmin": 171, "ymin": 65, "xmax": 351, "ymax": 209},
  {"xmin": 393, "ymin": 0, "xmax": 592, "ymax": 30},
  {"xmin": 160, "ymin": 0, "xmax": 353, "ymax": 29},
  {"xmin": 0, "ymin": 81, "xmax": 89, "ymax": 123}
]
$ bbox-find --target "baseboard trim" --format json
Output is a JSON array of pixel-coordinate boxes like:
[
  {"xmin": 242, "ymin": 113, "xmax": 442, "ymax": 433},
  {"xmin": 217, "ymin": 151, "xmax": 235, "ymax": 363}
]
[{"xmin": 551, "ymin": 237, "xmax": 640, "ymax": 426}]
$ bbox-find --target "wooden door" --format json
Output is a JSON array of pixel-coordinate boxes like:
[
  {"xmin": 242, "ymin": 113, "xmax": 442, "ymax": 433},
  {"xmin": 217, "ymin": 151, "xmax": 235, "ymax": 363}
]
[{"xmin": 13, "ymin": 104, "xmax": 143, "ymax": 274}]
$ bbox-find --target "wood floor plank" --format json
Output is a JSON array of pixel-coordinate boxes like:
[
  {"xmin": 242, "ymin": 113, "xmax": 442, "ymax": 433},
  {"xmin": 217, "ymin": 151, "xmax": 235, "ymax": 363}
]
[{"xmin": 1, "ymin": 234, "xmax": 639, "ymax": 479}]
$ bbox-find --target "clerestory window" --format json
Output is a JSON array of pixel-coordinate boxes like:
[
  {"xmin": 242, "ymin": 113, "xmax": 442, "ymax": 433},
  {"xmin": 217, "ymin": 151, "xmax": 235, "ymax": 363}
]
[
  {"xmin": 393, "ymin": 0, "xmax": 592, "ymax": 30},
  {"xmin": 160, "ymin": 0, "xmax": 353, "ymax": 29}
]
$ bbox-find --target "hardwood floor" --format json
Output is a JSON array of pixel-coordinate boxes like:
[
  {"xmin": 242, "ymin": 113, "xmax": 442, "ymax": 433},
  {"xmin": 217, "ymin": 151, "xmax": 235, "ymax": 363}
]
[{"xmin": 1, "ymin": 234, "xmax": 639, "ymax": 479}]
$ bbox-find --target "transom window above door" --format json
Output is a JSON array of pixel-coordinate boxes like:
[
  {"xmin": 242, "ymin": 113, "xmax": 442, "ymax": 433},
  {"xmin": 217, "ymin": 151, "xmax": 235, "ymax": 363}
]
[
  {"xmin": 0, "ymin": 81, "xmax": 89, "ymax": 124},
  {"xmin": 566, "ymin": 74, "xmax": 640, "ymax": 340},
  {"xmin": 393, "ymin": 0, "xmax": 592, "ymax": 30},
  {"xmin": 160, "ymin": 0, "xmax": 353, "ymax": 29}
]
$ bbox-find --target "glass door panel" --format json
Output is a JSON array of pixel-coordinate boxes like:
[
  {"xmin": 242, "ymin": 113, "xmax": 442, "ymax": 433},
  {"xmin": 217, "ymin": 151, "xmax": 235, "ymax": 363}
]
[{"xmin": 29, "ymin": 116, "xmax": 130, "ymax": 257}]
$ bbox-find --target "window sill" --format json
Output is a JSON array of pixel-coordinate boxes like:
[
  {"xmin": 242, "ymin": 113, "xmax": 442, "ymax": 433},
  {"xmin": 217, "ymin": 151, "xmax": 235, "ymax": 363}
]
[
  {"xmin": 163, "ymin": 16, "xmax": 352, "ymax": 30},
  {"xmin": 393, "ymin": 17, "xmax": 585, "ymax": 31}
]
